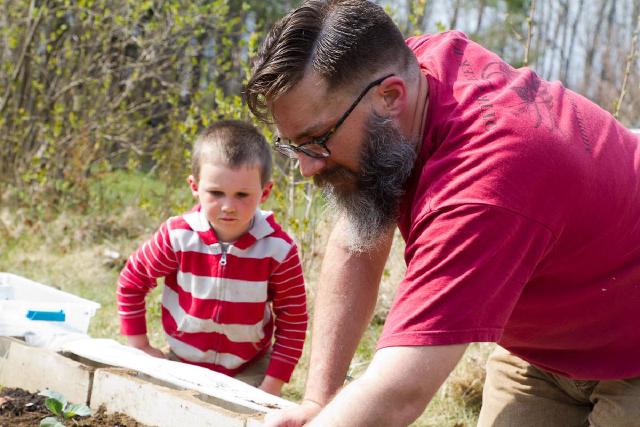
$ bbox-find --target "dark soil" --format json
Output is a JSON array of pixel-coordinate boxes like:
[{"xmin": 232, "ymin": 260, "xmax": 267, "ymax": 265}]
[{"xmin": 0, "ymin": 387, "xmax": 150, "ymax": 426}]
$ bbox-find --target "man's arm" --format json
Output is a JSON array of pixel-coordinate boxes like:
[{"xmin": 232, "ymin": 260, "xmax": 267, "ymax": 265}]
[
  {"xmin": 303, "ymin": 218, "xmax": 395, "ymax": 406},
  {"xmin": 263, "ymin": 218, "xmax": 394, "ymax": 427},
  {"xmin": 309, "ymin": 344, "xmax": 468, "ymax": 426}
]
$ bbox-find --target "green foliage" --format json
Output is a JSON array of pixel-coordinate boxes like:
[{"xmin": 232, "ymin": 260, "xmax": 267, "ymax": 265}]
[
  {"xmin": 0, "ymin": 0, "xmax": 290, "ymax": 208},
  {"xmin": 0, "ymin": 0, "xmax": 321, "ymax": 258},
  {"xmin": 38, "ymin": 389, "xmax": 91, "ymax": 427}
]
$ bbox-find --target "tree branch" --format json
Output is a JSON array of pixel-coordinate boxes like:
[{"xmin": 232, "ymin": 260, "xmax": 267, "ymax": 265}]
[
  {"xmin": 614, "ymin": 13, "xmax": 639, "ymax": 119},
  {"xmin": 523, "ymin": 0, "xmax": 536, "ymax": 66},
  {"xmin": 0, "ymin": 0, "xmax": 42, "ymax": 114}
]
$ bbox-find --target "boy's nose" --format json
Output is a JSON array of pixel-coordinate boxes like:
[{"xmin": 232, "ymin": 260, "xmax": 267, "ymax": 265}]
[
  {"xmin": 297, "ymin": 154, "xmax": 326, "ymax": 177},
  {"xmin": 221, "ymin": 201, "xmax": 236, "ymax": 213}
]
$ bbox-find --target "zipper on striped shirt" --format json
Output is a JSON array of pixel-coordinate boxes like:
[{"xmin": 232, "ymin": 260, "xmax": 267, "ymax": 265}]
[
  {"xmin": 219, "ymin": 243, "xmax": 229, "ymax": 266},
  {"xmin": 215, "ymin": 242, "xmax": 230, "ymax": 367}
]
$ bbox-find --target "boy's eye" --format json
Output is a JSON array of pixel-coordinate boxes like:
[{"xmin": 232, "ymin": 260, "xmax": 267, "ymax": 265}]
[
  {"xmin": 209, "ymin": 191, "xmax": 224, "ymax": 197},
  {"xmin": 236, "ymin": 192, "xmax": 249, "ymax": 198}
]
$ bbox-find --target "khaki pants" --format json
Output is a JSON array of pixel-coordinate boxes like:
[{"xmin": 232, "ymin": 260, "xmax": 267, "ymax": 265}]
[
  {"xmin": 478, "ymin": 346, "xmax": 640, "ymax": 427},
  {"xmin": 232, "ymin": 350, "xmax": 271, "ymax": 387}
]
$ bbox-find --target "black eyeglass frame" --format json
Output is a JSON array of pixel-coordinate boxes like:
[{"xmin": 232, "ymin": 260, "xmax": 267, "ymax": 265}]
[{"xmin": 273, "ymin": 73, "xmax": 395, "ymax": 159}]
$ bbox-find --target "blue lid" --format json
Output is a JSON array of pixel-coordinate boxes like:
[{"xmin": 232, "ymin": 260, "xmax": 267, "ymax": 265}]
[{"xmin": 26, "ymin": 310, "xmax": 66, "ymax": 322}]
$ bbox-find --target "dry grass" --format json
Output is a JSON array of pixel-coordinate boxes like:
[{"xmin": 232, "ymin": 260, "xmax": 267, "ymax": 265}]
[{"xmin": 416, "ymin": 343, "xmax": 493, "ymax": 426}]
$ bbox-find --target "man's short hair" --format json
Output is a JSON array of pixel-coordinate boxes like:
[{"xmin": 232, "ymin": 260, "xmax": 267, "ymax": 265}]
[
  {"xmin": 192, "ymin": 120, "xmax": 272, "ymax": 185},
  {"xmin": 245, "ymin": 0, "xmax": 416, "ymax": 122}
]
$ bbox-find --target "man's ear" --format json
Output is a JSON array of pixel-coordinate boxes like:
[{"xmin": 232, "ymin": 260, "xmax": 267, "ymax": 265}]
[
  {"xmin": 260, "ymin": 181, "xmax": 274, "ymax": 203},
  {"xmin": 187, "ymin": 175, "xmax": 199, "ymax": 198},
  {"xmin": 375, "ymin": 75, "xmax": 408, "ymax": 118}
]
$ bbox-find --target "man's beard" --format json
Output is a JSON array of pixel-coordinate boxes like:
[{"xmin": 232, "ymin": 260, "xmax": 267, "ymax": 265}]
[{"xmin": 315, "ymin": 112, "xmax": 417, "ymax": 252}]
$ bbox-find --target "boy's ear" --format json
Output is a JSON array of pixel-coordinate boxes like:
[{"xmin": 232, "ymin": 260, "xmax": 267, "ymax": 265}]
[
  {"xmin": 260, "ymin": 181, "xmax": 274, "ymax": 203},
  {"xmin": 187, "ymin": 175, "xmax": 199, "ymax": 198}
]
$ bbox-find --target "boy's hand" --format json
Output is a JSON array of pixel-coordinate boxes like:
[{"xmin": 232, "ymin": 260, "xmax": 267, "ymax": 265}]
[
  {"xmin": 126, "ymin": 334, "xmax": 167, "ymax": 359},
  {"xmin": 259, "ymin": 375, "xmax": 285, "ymax": 396}
]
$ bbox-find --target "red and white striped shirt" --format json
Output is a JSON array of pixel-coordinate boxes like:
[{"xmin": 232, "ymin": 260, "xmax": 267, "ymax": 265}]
[{"xmin": 117, "ymin": 206, "xmax": 307, "ymax": 382}]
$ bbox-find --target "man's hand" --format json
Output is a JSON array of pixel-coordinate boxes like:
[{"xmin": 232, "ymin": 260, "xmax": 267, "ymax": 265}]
[
  {"xmin": 263, "ymin": 399, "xmax": 323, "ymax": 427},
  {"xmin": 126, "ymin": 334, "xmax": 167, "ymax": 359},
  {"xmin": 259, "ymin": 375, "xmax": 285, "ymax": 396}
]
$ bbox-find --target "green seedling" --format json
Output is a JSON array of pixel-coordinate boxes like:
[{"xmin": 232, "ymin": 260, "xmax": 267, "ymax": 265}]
[{"xmin": 38, "ymin": 389, "xmax": 91, "ymax": 427}]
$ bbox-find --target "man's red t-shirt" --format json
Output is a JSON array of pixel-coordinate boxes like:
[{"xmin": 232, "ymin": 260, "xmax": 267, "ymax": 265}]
[{"xmin": 377, "ymin": 31, "xmax": 640, "ymax": 380}]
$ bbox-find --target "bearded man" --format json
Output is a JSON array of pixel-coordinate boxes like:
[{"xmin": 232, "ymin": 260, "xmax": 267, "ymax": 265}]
[{"xmin": 244, "ymin": 1, "xmax": 640, "ymax": 426}]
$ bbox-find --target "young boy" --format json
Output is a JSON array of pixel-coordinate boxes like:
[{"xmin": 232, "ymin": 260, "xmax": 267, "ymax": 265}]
[{"xmin": 116, "ymin": 120, "xmax": 308, "ymax": 396}]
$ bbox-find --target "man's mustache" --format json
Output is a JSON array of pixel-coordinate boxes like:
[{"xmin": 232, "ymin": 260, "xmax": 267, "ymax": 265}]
[{"xmin": 313, "ymin": 166, "xmax": 358, "ymax": 189}]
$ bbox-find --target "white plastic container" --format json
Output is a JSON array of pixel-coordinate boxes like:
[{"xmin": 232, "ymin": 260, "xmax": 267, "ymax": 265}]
[{"xmin": 0, "ymin": 272, "xmax": 101, "ymax": 336}]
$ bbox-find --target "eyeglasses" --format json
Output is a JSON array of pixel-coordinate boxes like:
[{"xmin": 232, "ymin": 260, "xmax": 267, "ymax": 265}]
[{"xmin": 273, "ymin": 73, "xmax": 395, "ymax": 159}]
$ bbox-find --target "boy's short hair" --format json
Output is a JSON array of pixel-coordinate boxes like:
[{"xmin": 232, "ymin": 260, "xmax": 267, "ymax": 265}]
[{"xmin": 192, "ymin": 120, "xmax": 272, "ymax": 185}]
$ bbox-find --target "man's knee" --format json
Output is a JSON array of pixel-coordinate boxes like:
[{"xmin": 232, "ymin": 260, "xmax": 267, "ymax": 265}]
[{"xmin": 589, "ymin": 376, "xmax": 640, "ymax": 427}]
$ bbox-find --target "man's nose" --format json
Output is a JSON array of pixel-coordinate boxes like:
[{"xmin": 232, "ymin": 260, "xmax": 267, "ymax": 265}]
[{"xmin": 297, "ymin": 154, "xmax": 326, "ymax": 177}]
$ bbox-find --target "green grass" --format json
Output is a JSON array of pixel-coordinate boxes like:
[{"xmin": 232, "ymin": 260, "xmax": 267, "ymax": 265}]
[
  {"xmin": 0, "ymin": 211, "xmax": 165, "ymax": 347},
  {"xmin": 0, "ymin": 170, "xmax": 489, "ymax": 426}
]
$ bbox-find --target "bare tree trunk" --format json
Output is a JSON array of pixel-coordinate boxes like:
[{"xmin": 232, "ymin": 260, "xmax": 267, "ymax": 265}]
[
  {"xmin": 450, "ymin": 0, "xmax": 463, "ymax": 29},
  {"xmin": 0, "ymin": 1, "xmax": 9, "ymax": 61},
  {"xmin": 405, "ymin": 0, "xmax": 430, "ymax": 34},
  {"xmin": 557, "ymin": 0, "xmax": 570, "ymax": 82},
  {"xmin": 0, "ymin": 0, "xmax": 40, "ymax": 115},
  {"xmin": 534, "ymin": 0, "xmax": 545, "ymax": 72},
  {"xmin": 475, "ymin": 0, "xmax": 487, "ymax": 34},
  {"xmin": 405, "ymin": 0, "xmax": 413, "ymax": 31},
  {"xmin": 524, "ymin": 0, "xmax": 536, "ymax": 66},
  {"xmin": 542, "ymin": 0, "xmax": 554, "ymax": 76},
  {"xmin": 597, "ymin": 0, "xmax": 618, "ymax": 101},
  {"xmin": 561, "ymin": 0, "xmax": 584, "ymax": 84},
  {"xmin": 547, "ymin": 1, "xmax": 566, "ymax": 79},
  {"xmin": 583, "ymin": 0, "xmax": 610, "ymax": 95},
  {"xmin": 215, "ymin": 0, "xmax": 246, "ymax": 96},
  {"xmin": 614, "ymin": 12, "xmax": 640, "ymax": 118},
  {"xmin": 188, "ymin": 32, "xmax": 208, "ymax": 105},
  {"xmin": 418, "ymin": 0, "xmax": 431, "ymax": 33}
]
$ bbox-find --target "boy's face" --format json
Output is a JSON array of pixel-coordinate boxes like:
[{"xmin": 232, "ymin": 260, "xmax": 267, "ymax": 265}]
[{"xmin": 188, "ymin": 158, "xmax": 272, "ymax": 242}]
